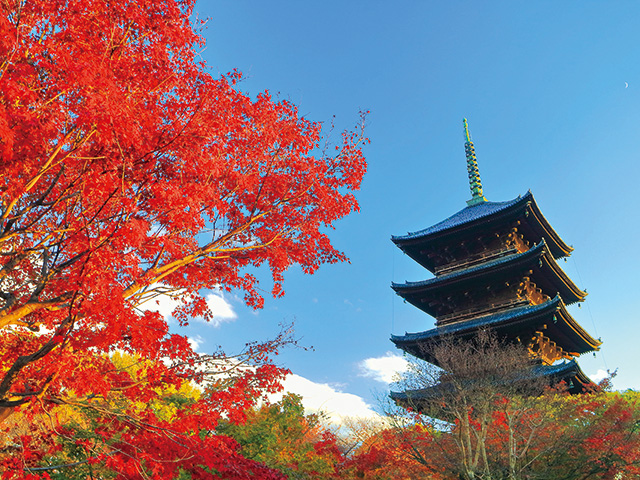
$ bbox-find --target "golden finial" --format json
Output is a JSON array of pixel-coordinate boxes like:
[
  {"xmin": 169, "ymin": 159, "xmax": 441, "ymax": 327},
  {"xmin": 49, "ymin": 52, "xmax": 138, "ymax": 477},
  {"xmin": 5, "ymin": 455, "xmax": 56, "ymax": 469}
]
[{"xmin": 463, "ymin": 118, "xmax": 487, "ymax": 206}]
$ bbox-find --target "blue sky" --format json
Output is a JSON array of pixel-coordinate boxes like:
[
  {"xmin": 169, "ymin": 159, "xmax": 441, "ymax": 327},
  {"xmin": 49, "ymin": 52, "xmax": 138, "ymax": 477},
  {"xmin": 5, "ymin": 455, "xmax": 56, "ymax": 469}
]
[{"xmin": 166, "ymin": 1, "xmax": 640, "ymax": 420}]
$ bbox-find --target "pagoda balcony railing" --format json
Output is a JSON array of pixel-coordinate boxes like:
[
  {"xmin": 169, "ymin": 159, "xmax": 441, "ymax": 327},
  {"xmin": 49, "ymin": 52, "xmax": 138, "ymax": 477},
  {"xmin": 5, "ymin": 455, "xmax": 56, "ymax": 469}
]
[
  {"xmin": 434, "ymin": 246, "xmax": 521, "ymax": 277},
  {"xmin": 436, "ymin": 298, "xmax": 530, "ymax": 326}
]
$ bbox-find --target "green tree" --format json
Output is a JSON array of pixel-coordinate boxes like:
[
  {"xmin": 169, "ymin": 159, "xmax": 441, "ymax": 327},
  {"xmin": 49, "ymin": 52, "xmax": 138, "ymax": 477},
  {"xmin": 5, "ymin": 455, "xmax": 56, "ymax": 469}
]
[{"xmin": 218, "ymin": 393, "xmax": 343, "ymax": 479}]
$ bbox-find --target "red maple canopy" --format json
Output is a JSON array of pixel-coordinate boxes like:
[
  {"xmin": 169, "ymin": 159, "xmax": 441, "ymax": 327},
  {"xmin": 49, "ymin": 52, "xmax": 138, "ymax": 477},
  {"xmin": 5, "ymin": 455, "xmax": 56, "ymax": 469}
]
[{"xmin": 0, "ymin": 0, "xmax": 367, "ymax": 476}]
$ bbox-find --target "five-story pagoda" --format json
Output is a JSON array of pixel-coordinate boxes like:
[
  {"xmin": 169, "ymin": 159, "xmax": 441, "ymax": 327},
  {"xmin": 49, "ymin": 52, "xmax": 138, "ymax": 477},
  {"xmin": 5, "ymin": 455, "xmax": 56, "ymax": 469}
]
[{"xmin": 390, "ymin": 120, "xmax": 600, "ymax": 404}]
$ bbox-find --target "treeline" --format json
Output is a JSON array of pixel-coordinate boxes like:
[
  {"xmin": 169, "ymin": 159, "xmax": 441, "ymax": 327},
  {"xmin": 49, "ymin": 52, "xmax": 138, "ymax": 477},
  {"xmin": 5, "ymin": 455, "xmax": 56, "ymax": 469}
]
[
  {"xmin": 5, "ymin": 341, "xmax": 640, "ymax": 480},
  {"xmin": 3, "ymin": 380, "xmax": 639, "ymax": 479}
]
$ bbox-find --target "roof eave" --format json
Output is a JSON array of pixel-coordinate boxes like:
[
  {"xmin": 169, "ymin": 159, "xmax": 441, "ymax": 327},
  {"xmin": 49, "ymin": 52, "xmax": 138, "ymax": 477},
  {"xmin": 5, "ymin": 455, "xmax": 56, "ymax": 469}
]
[
  {"xmin": 391, "ymin": 192, "xmax": 531, "ymax": 246},
  {"xmin": 391, "ymin": 295, "xmax": 599, "ymax": 360}
]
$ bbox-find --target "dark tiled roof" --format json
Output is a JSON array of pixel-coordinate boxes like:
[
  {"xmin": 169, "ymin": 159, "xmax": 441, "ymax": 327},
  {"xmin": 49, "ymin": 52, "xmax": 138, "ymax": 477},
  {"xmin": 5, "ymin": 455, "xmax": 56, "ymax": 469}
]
[
  {"xmin": 531, "ymin": 360, "xmax": 582, "ymax": 378},
  {"xmin": 390, "ymin": 297, "xmax": 560, "ymax": 344},
  {"xmin": 389, "ymin": 360, "xmax": 592, "ymax": 403},
  {"xmin": 392, "ymin": 192, "xmax": 530, "ymax": 242},
  {"xmin": 391, "ymin": 240, "xmax": 546, "ymax": 291}
]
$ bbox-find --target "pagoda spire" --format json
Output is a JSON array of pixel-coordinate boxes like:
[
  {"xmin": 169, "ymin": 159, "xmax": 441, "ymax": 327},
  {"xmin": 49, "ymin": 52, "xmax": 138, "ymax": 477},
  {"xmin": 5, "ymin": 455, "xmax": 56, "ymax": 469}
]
[{"xmin": 463, "ymin": 118, "xmax": 487, "ymax": 206}]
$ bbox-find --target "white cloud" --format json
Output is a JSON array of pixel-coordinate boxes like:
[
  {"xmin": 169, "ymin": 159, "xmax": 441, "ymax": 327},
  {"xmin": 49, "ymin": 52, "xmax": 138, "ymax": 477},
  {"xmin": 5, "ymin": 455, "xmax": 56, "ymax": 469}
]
[
  {"xmin": 137, "ymin": 285, "xmax": 237, "ymax": 327},
  {"xmin": 204, "ymin": 291, "xmax": 237, "ymax": 326},
  {"xmin": 269, "ymin": 373, "xmax": 380, "ymax": 424},
  {"xmin": 589, "ymin": 369, "xmax": 608, "ymax": 383},
  {"xmin": 359, "ymin": 352, "xmax": 409, "ymax": 384},
  {"xmin": 138, "ymin": 289, "xmax": 183, "ymax": 319},
  {"xmin": 187, "ymin": 335, "xmax": 205, "ymax": 353}
]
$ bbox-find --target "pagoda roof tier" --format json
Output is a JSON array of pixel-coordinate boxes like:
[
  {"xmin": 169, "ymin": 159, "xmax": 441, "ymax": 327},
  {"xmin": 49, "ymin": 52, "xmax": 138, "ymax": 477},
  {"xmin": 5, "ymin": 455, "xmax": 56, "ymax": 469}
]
[
  {"xmin": 391, "ymin": 296, "xmax": 601, "ymax": 365},
  {"xmin": 392, "ymin": 240, "xmax": 586, "ymax": 318},
  {"xmin": 390, "ymin": 361, "xmax": 595, "ymax": 414},
  {"xmin": 392, "ymin": 191, "xmax": 573, "ymax": 273}
]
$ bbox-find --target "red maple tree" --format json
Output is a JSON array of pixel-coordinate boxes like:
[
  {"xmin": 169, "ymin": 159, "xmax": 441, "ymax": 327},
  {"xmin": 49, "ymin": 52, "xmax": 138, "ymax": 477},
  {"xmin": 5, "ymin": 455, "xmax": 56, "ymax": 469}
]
[{"xmin": 0, "ymin": 0, "xmax": 367, "ymax": 477}]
